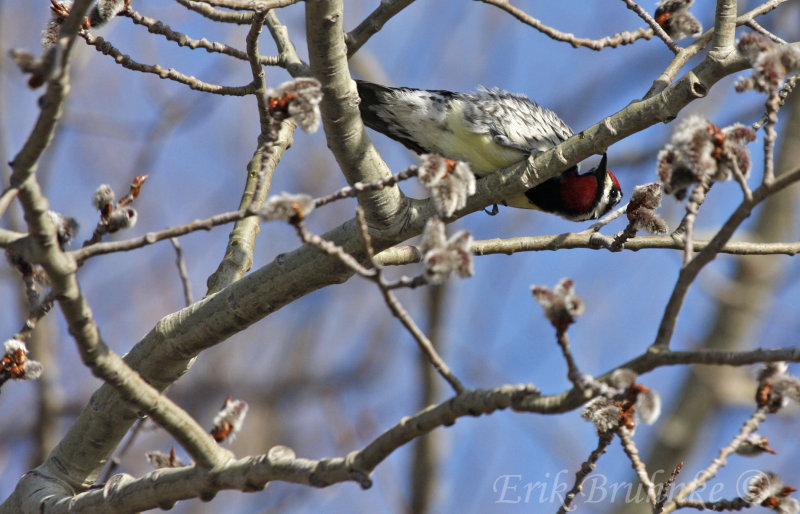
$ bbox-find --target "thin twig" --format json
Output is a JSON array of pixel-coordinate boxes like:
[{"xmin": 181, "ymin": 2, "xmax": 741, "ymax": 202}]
[
  {"xmin": 682, "ymin": 176, "xmax": 712, "ymax": 265},
  {"xmin": 556, "ymin": 331, "xmax": 587, "ymax": 392},
  {"xmin": 293, "ymin": 221, "xmax": 375, "ymax": 279},
  {"xmin": 668, "ymin": 407, "xmax": 769, "ymax": 508},
  {"xmin": 72, "ymin": 207, "xmax": 256, "ymax": 264},
  {"xmin": 294, "ymin": 213, "xmax": 465, "ymax": 394},
  {"xmin": 377, "ymin": 287, "xmax": 465, "ymax": 394},
  {"xmin": 383, "ymin": 275, "xmax": 428, "ymax": 290},
  {"xmin": 753, "ymin": 74, "xmax": 800, "ymax": 130},
  {"xmin": 356, "ymin": 209, "xmax": 464, "ymax": 393},
  {"xmin": 619, "ymin": 0, "xmax": 681, "ymax": 54},
  {"xmin": 314, "ymin": 166, "xmax": 418, "ymax": 208},
  {"xmin": 581, "ymin": 202, "xmax": 628, "ymax": 234},
  {"xmin": 745, "ymin": 19, "xmax": 788, "ymax": 44},
  {"xmin": 14, "ymin": 291, "xmax": 57, "ymax": 342},
  {"xmin": 122, "ymin": 8, "xmax": 281, "ymax": 66},
  {"xmin": 67, "ymin": 203, "xmax": 800, "ymax": 267},
  {"xmin": 478, "ymin": 0, "xmax": 653, "ymax": 51},
  {"xmin": 762, "ymin": 90, "xmax": 781, "ymax": 185},
  {"xmin": 81, "ymin": 32, "xmax": 256, "ymax": 96},
  {"xmin": 559, "ymin": 431, "xmax": 615, "ymax": 513},
  {"xmin": 654, "ymin": 462, "xmax": 683, "ymax": 513},
  {"xmin": 246, "ymin": 10, "xmax": 271, "ymax": 137},
  {"xmin": 673, "ymin": 497, "xmax": 751, "ymax": 511},
  {"xmin": 174, "ymin": 0, "xmax": 253, "ymax": 24},
  {"xmin": 190, "ymin": 0, "xmax": 301, "ymax": 9},
  {"xmin": 264, "ymin": 10, "xmax": 308, "ymax": 75},
  {"xmin": 355, "ymin": 206, "xmax": 376, "ymax": 262},
  {"xmin": 346, "ymin": 0, "xmax": 415, "ymax": 56},
  {"xmin": 730, "ymin": 164, "xmax": 754, "ymax": 201},
  {"xmin": 618, "ymin": 427, "xmax": 657, "ymax": 505},
  {"xmin": 170, "ymin": 238, "xmax": 193, "ymax": 306},
  {"xmin": 611, "ymin": 224, "xmax": 638, "ymax": 252},
  {"xmin": 375, "ymin": 233, "xmax": 800, "ymax": 267},
  {"xmin": 74, "ymin": 163, "xmax": 413, "ymax": 264},
  {"xmin": 0, "ymin": 186, "xmax": 19, "ymax": 219}
]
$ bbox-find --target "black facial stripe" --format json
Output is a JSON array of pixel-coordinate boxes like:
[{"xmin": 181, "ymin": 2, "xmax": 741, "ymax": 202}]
[{"xmin": 523, "ymin": 176, "xmax": 563, "ymax": 214}]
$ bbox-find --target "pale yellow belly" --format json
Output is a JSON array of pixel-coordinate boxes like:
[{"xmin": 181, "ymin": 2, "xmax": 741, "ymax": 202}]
[{"xmin": 437, "ymin": 104, "xmax": 529, "ymax": 175}]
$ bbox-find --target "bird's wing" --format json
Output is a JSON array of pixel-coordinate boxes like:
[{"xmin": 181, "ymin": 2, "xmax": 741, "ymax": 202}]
[
  {"xmin": 357, "ymin": 80, "xmax": 455, "ymax": 155},
  {"xmin": 462, "ymin": 89, "xmax": 574, "ymax": 155}
]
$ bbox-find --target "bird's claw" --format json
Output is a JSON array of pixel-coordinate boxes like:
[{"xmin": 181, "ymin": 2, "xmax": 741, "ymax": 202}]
[{"xmin": 484, "ymin": 204, "xmax": 500, "ymax": 216}]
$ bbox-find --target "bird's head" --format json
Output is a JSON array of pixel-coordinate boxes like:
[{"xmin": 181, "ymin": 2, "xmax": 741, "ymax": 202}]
[{"xmin": 524, "ymin": 153, "xmax": 623, "ymax": 221}]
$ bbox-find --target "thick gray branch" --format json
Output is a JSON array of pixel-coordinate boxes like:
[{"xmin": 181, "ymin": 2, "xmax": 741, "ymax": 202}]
[{"xmin": 304, "ymin": 0, "xmax": 403, "ymax": 227}]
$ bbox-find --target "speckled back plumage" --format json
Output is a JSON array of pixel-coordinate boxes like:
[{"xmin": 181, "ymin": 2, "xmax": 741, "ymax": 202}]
[
  {"xmin": 460, "ymin": 87, "xmax": 573, "ymax": 153},
  {"xmin": 355, "ymin": 80, "xmax": 622, "ymax": 220},
  {"xmin": 356, "ymin": 80, "xmax": 573, "ymax": 175}
]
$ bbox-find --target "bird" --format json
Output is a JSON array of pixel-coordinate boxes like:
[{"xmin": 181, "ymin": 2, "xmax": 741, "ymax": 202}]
[{"xmin": 356, "ymin": 80, "xmax": 622, "ymax": 221}]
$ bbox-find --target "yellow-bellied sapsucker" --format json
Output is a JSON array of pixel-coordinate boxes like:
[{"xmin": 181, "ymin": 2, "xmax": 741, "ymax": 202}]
[{"xmin": 356, "ymin": 80, "xmax": 622, "ymax": 221}]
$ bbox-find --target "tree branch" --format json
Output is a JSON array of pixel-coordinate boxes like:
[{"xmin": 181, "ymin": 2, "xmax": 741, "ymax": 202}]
[
  {"xmin": 175, "ymin": 0, "xmax": 253, "ymax": 24},
  {"xmin": 710, "ymin": 0, "xmax": 739, "ymax": 57},
  {"xmin": 652, "ymin": 167, "xmax": 800, "ymax": 350},
  {"xmin": 619, "ymin": 0, "xmax": 680, "ymax": 54},
  {"xmin": 665, "ymin": 407, "xmax": 769, "ymax": 511},
  {"xmin": 81, "ymin": 32, "xmax": 256, "ymax": 95},
  {"xmin": 646, "ymin": 0, "xmax": 789, "ymax": 96},
  {"xmin": 205, "ymin": 11, "xmax": 296, "ymax": 293},
  {"xmin": 305, "ymin": 0, "xmax": 404, "ymax": 227},
  {"xmin": 373, "ymin": 233, "xmax": 800, "ymax": 266},
  {"xmin": 346, "ymin": 0, "xmax": 416, "ymax": 57},
  {"xmin": 477, "ymin": 0, "xmax": 654, "ymax": 51},
  {"xmin": 33, "ymin": 357, "xmax": 793, "ymax": 512},
  {"xmin": 123, "ymin": 8, "xmax": 281, "ymax": 67}
]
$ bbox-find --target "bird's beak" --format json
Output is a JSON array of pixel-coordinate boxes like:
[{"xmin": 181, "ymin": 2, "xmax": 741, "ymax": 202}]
[{"xmin": 596, "ymin": 153, "xmax": 608, "ymax": 175}]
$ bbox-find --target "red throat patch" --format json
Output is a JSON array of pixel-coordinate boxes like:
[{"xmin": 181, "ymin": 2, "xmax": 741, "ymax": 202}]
[{"xmin": 561, "ymin": 174, "xmax": 599, "ymax": 213}]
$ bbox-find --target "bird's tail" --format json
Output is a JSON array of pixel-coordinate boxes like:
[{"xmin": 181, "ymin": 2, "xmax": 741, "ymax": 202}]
[
  {"xmin": 355, "ymin": 80, "xmax": 430, "ymax": 154},
  {"xmin": 356, "ymin": 80, "xmax": 393, "ymax": 129},
  {"xmin": 355, "ymin": 80, "xmax": 393, "ymax": 107}
]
